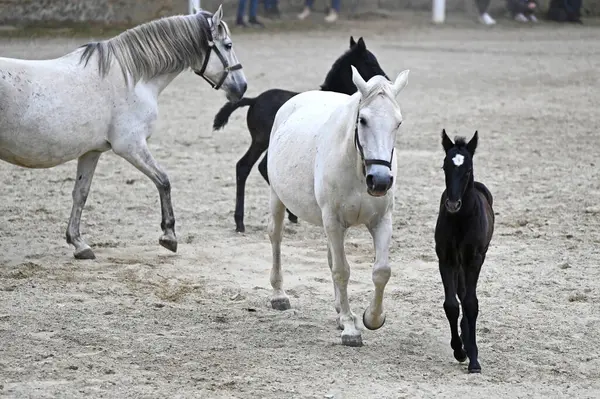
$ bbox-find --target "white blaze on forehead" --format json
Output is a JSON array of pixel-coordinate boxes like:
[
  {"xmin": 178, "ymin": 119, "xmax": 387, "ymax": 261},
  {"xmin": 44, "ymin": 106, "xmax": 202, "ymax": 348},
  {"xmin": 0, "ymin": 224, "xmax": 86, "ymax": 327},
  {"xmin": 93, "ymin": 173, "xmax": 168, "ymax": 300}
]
[{"xmin": 452, "ymin": 154, "xmax": 464, "ymax": 167}]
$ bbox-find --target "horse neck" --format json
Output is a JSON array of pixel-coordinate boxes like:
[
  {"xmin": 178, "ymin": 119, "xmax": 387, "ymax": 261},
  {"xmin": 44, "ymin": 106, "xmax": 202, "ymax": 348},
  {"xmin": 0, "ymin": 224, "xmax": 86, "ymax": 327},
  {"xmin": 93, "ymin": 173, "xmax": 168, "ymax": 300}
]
[
  {"xmin": 144, "ymin": 71, "xmax": 181, "ymax": 97},
  {"xmin": 454, "ymin": 176, "xmax": 478, "ymax": 218},
  {"xmin": 321, "ymin": 67, "xmax": 354, "ymax": 95}
]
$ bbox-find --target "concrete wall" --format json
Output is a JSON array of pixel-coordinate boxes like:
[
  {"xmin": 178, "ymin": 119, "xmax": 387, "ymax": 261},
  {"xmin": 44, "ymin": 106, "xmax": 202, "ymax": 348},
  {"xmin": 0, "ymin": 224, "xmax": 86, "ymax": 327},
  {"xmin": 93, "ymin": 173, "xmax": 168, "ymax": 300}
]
[{"xmin": 0, "ymin": 0, "xmax": 594, "ymax": 26}]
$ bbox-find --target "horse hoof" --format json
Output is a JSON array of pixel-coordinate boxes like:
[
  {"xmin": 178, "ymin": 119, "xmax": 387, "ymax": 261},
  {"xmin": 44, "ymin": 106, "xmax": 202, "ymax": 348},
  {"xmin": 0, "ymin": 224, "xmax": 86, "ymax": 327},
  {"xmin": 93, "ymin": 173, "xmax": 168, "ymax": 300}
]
[
  {"xmin": 468, "ymin": 367, "xmax": 482, "ymax": 374},
  {"xmin": 288, "ymin": 214, "xmax": 298, "ymax": 224},
  {"xmin": 341, "ymin": 334, "xmax": 363, "ymax": 347},
  {"xmin": 454, "ymin": 349, "xmax": 467, "ymax": 363},
  {"xmin": 74, "ymin": 247, "xmax": 95, "ymax": 260},
  {"xmin": 271, "ymin": 297, "xmax": 291, "ymax": 311},
  {"xmin": 362, "ymin": 308, "xmax": 386, "ymax": 331},
  {"xmin": 236, "ymin": 225, "xmax": 246, "ymax": 233},
  {"xmin": 159, "ymin": 235, "xmax": 178, "ymax": 253}
]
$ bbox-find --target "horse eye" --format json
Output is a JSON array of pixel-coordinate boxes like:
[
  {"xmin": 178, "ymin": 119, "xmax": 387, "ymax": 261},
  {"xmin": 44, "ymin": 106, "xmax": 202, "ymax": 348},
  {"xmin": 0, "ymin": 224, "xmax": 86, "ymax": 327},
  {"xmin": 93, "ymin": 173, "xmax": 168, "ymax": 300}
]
[
  {"xmin": 225, "ymin": 43, "xmax": 233, "ymax": 50},
  {"xmin": 359, "ymin": 117, "xmax": 367, "ymax": 126}
]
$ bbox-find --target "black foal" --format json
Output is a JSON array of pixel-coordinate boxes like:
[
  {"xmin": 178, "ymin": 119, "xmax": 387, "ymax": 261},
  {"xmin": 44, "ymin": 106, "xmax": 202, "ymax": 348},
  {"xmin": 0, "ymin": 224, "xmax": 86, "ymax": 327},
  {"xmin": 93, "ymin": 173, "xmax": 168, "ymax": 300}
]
[
  {"xmin": 434, "ymin": 130, "xmax": 495, "ymax": 373},
  {"xmin": 212, "ymin": 36, "xmax": 388, "ymax": 232}
]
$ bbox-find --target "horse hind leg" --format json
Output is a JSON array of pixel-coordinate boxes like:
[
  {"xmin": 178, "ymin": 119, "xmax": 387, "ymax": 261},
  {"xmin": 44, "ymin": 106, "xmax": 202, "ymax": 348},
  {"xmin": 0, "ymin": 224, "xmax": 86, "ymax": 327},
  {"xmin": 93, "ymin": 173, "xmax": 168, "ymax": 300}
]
[
  {"xmin": 258, "ymin": 153, "xmax": 298, "ymax": 225},
  {"xmin": 268, "ymin": 188, "xmax": 291, "ymax": 310},
  {"xmin": 66, "ymin": 151, "xmax": 102, "ymax": 260},
  {"xmin": 440, "ymin": 262, "xmax": 467, "ymax": 363},
  {"xmin": 112, "ymin": 139, "xmax": 177, "ymax": 253}
]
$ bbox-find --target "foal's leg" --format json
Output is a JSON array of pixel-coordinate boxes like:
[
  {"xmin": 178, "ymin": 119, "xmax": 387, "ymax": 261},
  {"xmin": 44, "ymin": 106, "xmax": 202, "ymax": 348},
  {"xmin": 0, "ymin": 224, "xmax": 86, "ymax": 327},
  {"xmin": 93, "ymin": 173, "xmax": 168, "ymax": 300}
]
[
  {"xmin": 65, "ymin": 151, "xmax": 102, "ymax": 260},
  {"xmin": 439, "ymin": 262, "xmax": 467, "ymax": 363},
  {"xmin": 268, "ymin": 189, "xmax": 291, "ymax": 310},
  {"xmin": 462, "ymin": 255, "xmax": 484, "ymax": 373},
  {"xmin": 363, "ymin": 213, "xmax": 393, "ymax": 331},
  {"xmin": 324, "ymin": 216, "xmax": 362, "ymax": 346},
  {"xmin": 235, "ymin": 140, "xmax": 267, "ymax": 233},
  {"xmin": 258, "ymin": 153, "xmax": 298, "ymax": 225},
  {"xmin": 112, "ymin": 140, "xmax": 177, "ymax": 253}
]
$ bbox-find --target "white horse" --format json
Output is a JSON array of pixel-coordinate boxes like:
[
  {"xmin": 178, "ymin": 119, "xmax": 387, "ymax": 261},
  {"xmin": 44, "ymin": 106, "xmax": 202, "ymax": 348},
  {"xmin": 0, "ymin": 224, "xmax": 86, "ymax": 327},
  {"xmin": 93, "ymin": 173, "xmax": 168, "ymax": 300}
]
[
  {"xmin": 0, "ymin": 6, "xmax": 247, "ymax": 260},
  {"xmin": 267, "ymin": 66, "xmax": 410, "ymax": 346}
]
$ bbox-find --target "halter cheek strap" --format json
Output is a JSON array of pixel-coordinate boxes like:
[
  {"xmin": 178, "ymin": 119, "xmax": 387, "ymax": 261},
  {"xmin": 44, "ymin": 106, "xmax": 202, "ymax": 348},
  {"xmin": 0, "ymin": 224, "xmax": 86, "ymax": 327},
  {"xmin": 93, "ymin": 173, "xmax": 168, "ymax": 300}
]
[
  {"xmin": 195, "ymin": 18, "xmax": 243, "ymax": 90},
  {"xmin": 354, "ymin": 108, "xmax": 394, "ymax": 176}
]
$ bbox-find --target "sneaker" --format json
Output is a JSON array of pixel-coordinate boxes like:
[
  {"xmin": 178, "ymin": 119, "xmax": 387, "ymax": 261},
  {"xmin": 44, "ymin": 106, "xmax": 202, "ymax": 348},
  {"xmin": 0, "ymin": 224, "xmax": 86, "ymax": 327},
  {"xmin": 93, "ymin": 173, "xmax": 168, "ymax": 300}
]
[
  {"xmin": 324, "ymin": 9, "xmax": 338, "ymax": 22},
  {"xmin": 298, "ymin": 7, "xmax": 311, "ymax": 20},
  {"xmin": 248, "ymin": 17, "xmax": 265, "ymax": 28},
  {"xmin": 479, "ymin": 12, "xmax": 496, "ymax": 25},
  {"xmin": 528, "ymin": 14, "xmax": 538, "ymax": 22},
  {"xmin": 236, "ymin": 18, "xmax": 248, "ymax": 27},
  {"xmin": 514, "ymin": 13, "xmax": 528, "ymax": 22}
]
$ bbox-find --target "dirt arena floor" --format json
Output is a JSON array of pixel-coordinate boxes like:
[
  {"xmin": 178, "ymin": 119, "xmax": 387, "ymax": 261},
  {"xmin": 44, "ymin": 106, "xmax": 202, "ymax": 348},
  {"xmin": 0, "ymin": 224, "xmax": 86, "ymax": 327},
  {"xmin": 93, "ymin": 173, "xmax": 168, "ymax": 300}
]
[{"xmin": 1, "ymin": 12, "xmax": 599, "ymax": 398}]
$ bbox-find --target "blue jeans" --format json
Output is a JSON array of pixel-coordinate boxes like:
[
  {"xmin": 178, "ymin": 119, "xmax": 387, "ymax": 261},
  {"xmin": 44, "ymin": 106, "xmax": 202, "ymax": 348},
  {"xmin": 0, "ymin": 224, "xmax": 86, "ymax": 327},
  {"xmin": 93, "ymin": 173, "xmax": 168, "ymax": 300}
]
[
  {"xmin": 264, "ymin": 0, "xmax": 279, "ymax": 10},
  {"xmin": 237, "ymin": 0, "xmax": 259, "ymax": 19},
  {"xmin": 305, "ymin": 0, "xmax": 341, "ymax": 11}
]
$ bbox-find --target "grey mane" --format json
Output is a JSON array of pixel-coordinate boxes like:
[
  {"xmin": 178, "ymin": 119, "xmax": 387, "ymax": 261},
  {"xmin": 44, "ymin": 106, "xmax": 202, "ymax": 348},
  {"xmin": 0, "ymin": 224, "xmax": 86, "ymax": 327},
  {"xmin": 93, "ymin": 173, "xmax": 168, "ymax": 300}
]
[{"xmin": 79, "ymin": 11, "xmax": 224, "ymax": 84}]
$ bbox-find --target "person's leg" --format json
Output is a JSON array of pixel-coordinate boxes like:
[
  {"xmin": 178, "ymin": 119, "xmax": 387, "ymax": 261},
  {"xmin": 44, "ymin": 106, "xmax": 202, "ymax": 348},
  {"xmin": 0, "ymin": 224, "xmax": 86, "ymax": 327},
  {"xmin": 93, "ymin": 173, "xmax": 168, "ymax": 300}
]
[
  {"xmin": 236, "ymin": 0, "xmax": 247, "ymax": 25},
  {"xmin": 325, "ymin": 0, "xmax": 340, "ymax": 22},
  {"xmin": 476, "ymin": 0, "xmax": 496, "ymax": 24},
  {"xmin": 249, "ymin": 0, "xmax": 265, "ymax": 27},
  {"xmin": 298, "ymin": 0, "xmax": 313, "ymax": 19}
]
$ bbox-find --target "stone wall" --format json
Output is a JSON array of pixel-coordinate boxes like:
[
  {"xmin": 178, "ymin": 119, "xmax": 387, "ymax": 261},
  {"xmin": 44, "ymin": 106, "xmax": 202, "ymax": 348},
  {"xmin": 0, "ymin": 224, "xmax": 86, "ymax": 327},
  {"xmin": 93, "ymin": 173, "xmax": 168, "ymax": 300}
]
[{"xmin": 0, "ymin": 0, "xmax": 595, "ymax": 26}]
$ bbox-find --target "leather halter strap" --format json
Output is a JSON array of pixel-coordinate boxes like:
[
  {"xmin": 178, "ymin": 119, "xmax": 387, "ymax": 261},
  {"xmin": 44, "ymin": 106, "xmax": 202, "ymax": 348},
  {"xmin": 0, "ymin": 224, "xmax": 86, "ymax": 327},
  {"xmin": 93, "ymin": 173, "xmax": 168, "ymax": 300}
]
[
  {"xmin": 354, "ymin": 105, "xmax": 394, "ymax": 176},
  {"xmin": 195, "ymin": 17, "xmax": 243, "ymax": 90}
]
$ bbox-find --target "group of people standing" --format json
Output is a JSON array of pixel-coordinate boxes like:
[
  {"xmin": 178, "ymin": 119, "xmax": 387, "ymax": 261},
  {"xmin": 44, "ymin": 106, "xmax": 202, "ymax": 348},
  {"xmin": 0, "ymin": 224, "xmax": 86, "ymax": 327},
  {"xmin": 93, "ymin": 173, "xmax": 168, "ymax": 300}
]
[{"xmin": 235, "ymin": 0, "xmax": 541, "ymax": 28}]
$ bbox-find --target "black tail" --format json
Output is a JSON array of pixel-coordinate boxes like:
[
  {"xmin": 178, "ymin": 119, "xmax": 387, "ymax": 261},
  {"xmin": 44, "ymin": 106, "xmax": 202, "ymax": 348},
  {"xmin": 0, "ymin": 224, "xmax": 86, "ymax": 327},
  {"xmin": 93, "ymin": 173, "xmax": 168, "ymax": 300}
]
[{"xmin": 212, "ymin": 97, "xmax": 256, "ymax": 130}]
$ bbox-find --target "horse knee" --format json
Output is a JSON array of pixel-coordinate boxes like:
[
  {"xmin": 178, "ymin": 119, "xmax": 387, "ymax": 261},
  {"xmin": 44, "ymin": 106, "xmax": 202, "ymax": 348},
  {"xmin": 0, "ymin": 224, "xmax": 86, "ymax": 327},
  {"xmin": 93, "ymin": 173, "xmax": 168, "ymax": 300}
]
[
  {"xmin": 462, "ymin": 295, "xmax": 479, "ymax": 319},
  {"xmin": 372, "ymin": 263, "xmax": 391, "ymax": 287},
  {"xmin": 443, "ymin": 297, "xmax": 460, "ymax": 320}
]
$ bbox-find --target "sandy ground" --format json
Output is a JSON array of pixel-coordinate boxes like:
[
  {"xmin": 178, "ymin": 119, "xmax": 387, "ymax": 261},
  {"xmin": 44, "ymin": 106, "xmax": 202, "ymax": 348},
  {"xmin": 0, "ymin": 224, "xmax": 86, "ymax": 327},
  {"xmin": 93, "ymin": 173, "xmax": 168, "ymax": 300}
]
[{"xmin": 1, "ymin": 12, "xmax": 600, "ymax": 399}]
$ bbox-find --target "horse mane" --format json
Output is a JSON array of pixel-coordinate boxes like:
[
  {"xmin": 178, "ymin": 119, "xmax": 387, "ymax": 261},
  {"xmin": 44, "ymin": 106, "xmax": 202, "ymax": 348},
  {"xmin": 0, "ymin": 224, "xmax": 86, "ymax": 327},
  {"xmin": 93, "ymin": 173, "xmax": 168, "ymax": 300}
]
[
  {"xmin": 79, "ymin": 11, "xmax": 226, "ymax": 84},
  {"xmin": 358, "ymin": 76, "xmax": 399, "ymax": 109}
]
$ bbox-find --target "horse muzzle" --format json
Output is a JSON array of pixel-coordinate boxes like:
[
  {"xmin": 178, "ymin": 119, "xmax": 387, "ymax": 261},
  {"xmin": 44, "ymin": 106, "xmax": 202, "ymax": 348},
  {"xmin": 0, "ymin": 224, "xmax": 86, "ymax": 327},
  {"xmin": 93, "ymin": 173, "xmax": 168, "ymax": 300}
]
[{"xmin": 366, "ymin": 173, "xmax": 393, "ymax": 197}]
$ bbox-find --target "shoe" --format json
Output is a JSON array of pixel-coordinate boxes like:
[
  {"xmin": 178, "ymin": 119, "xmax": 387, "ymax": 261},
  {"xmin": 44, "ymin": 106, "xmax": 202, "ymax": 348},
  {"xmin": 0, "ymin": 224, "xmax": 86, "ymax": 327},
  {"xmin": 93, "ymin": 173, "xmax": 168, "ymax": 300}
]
[
  {"xmin": 479, "ymin": 13, "xmax": 496, "ymax": 25},
  {"xmin": 298, "ymin": 7, "xmax": 311, "ymax": 20},
  {"xmin": 236, "ymin": 18, "xmax": 248, "ymax": 27},
  {"xmin": 324, "ymin": 9, "xmax": 338, "ymax": 22},
  {"xmin": 248, "ymin": 17, "xmax": 265, "ymax": 28},
  {"xmin": 528, "ymin": 14, "xmax": 538, "ymax": 22},
  {"xmin": 514, "ymin": 13, "xmax": 528, "ymax": 22}
]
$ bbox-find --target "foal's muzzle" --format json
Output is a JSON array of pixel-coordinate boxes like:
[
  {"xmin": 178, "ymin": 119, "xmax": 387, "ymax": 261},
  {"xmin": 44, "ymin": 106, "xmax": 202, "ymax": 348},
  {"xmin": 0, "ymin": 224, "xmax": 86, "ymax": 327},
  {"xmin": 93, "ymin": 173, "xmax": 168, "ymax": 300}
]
[{"xmin": 445, "ymin": 199, "xmax": 462, "ymax": 213}]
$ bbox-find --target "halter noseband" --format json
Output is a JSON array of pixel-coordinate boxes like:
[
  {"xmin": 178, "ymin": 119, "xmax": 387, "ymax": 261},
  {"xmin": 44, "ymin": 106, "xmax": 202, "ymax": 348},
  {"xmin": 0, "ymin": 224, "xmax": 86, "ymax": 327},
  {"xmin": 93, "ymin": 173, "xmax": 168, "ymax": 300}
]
[
  {"xmin": 195, "ymin": 18, "xmax": 243, "ymax": 90},
  {"xmin": 354, "ymin": 104, "xmax": 395, "ymax": 176}
]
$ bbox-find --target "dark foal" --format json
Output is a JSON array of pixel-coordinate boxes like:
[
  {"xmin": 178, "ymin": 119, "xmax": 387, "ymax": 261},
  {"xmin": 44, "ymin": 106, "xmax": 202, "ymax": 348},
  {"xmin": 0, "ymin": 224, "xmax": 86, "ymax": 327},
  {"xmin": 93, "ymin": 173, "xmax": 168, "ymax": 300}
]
[
  {"xmin": 212, "ymin": 36, "xmax": 389, "ymax": 232},
  {"xmin": 434, "ymin": 130, "xmax": 495, "ymax": 373}
]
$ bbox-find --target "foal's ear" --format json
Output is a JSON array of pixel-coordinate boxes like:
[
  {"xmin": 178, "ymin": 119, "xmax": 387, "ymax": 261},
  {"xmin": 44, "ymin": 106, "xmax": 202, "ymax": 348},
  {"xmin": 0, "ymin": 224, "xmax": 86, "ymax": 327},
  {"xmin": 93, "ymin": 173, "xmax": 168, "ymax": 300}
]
[
  {"xmin": 350, "ymin": 36, "xmax": 356, "ymax": 48},
  {"xmin": 212, "ymin": 4, "xmax": 224, "ymax": 28},
  {"xmin": 441, "ymin": 129, "xmax": 454, "ymax": 153},
  {"xmin": 357, "ymin": 37, "xmax": 366, "ymax": 51},
  {"xmin": 392, "ymin": 69, "xmax": 410, "ymax": 97},
  {"xmin": 467, "ymin": 131, "xmax": 479, "ymax": 156},
  {"xmin": 351, "ymin": 65, "xmax": 368, "ymax": 95}
]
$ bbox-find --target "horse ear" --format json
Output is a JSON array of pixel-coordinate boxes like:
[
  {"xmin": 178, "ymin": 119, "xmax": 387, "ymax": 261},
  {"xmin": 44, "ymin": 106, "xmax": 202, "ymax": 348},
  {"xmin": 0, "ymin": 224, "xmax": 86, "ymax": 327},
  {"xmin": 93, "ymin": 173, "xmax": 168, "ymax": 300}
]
[
  {"xmin": 467, "ymin": 131, "xmax": 478, "ymax": 156},
  {"xmin": 391, "ymin": 69, "xmax": 410, "ymax": 97},
  {"xmin": 441, "ymin": 129, "xmax": 454, "ymax": 153},
  {"xmin": 350, "ymin": 36, "xmax": 356, "ymax": 47},
  {"xmin": 350, "ymin": 65, "xmax": 367, "ymax": 95},
  {"xmin": 212, "ymin": 4, "xmax": 223, "ymax": 27},
  {"xmin": 357, "ymin": 37, "xmax": 366, "ymax": 51}
]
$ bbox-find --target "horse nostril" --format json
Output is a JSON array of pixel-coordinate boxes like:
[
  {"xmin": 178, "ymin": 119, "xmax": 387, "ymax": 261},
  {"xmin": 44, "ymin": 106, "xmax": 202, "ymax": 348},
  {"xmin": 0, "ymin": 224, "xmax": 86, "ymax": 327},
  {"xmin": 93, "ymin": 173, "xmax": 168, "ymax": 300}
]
[{"xmin": 366, "ymin": 174, "xmax": 375, "ymax": 189}]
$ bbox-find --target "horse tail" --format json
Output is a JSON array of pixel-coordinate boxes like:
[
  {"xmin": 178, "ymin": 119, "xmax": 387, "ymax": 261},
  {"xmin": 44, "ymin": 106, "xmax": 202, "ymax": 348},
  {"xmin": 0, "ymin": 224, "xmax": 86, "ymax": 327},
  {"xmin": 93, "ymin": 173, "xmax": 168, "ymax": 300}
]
[{"xmin": 212, "ymin": 97, "xmax": 256, "ymax": 130}]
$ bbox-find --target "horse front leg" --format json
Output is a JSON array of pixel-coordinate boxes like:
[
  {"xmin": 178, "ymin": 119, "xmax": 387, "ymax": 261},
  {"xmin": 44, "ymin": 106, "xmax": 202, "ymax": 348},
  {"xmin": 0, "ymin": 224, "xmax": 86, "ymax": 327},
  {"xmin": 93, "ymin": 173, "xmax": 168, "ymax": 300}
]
[
  {"xmin": 112, "ymin": 139, "xmax": 177, "ymax": 253},
  {"xmin": 324, "ymin": 216, "xmax": 362, "ymax": 347},
  {"xmin": 66, "ymin": 151, "xmax": 102, "ymax": 260},
  {"xmin": 363, "ymin": 212, "xmax": 393, "ymax": 331},
  {"xmin": 462, "ymin": 254, "xmax": 484, "ymax": 373}
]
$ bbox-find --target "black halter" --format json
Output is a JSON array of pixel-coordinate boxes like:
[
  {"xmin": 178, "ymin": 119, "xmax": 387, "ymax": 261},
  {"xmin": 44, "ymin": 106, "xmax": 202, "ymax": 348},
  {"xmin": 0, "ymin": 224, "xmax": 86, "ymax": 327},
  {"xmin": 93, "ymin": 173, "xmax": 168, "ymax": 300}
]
[
  {"xmin": 354, "ymin": 107, "xmax": 394, "ymax": 176},
  {"xmin": 194, "ymin": 19, "xmax": 243, "ymax": 90}
]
